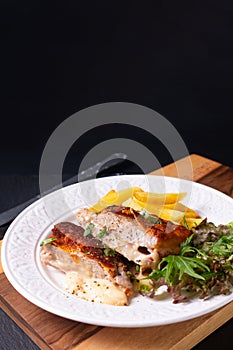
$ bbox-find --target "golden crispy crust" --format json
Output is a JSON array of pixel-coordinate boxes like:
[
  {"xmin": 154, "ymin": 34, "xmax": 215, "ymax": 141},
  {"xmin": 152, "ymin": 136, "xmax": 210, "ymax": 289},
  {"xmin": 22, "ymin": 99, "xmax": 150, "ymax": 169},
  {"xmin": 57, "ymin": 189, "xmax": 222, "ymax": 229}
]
[
  {"xmin": 50, "ymin": 222, "xmax": 129, "ymax": 272},
  {"xmin": 147, "ymin": 222, "xmax": 191, "ymax": 256},
  {"xmin": 103, "ymin": 206, "xmax": 191, "ymax": 257}
]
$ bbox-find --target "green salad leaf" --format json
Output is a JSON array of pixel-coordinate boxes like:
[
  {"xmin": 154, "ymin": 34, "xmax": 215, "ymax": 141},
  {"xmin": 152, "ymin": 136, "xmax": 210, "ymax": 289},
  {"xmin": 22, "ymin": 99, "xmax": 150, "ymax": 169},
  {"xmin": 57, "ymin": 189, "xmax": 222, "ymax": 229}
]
[
  {"xmin": 202, "ymin": 234, "xmax": 233, "ymax": 257},
  {"xmin": 159, "ymin": 255, "xmax": 209, "ymax": 284},
  {"xmin": 143, "ymin": 220, "xmax": 233, "ymax": 303}
]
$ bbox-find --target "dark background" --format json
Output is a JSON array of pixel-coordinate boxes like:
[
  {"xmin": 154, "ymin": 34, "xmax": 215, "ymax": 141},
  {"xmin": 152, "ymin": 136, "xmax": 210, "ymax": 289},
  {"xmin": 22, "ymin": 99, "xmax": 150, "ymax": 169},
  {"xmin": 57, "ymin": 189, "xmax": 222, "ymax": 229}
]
[
  {"xmin": 0, "ymin": 2, "xmax": 233, "ymax": 349},
  {"xmin": 1, "ymin": 0, "xmax": 233, "ymax": 177}
]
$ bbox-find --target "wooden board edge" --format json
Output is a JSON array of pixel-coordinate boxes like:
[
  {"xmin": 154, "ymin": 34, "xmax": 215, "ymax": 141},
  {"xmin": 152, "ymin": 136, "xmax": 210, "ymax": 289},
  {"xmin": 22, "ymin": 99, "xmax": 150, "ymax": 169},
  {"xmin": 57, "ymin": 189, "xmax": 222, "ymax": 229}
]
[
  {"xmin": 172, "ymin": 302, "xmax": 233, "ymax": 350},
  {"xmin": 150, "ymin": 154, "xmax": 222, "ymax": 181},
  {"xmin": 73, "ymin": 302, "xmax": 233, "ymax": 350},
  {"xmin": 0, "ymin": 240, "xmax": 3, "ymax": 274},
  {"xmin": 0, "ymin": 299, "xmax": 51, "ymax": 350}
]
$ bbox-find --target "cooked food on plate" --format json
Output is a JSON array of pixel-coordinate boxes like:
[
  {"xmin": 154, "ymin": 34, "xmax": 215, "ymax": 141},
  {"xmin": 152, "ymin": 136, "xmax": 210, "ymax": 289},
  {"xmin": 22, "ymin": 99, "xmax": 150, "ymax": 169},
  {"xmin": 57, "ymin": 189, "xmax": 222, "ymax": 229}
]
[
  {"xmin": 76, "ymin": 205, "xmax": 191, "ymax": 274},
  {"xmin": 40, "ymin": 222, "xmax": 133, "ymax": 305},
  {"xmin": 40, "ymin": 186, "xmax": 233, "ymax": 306}
]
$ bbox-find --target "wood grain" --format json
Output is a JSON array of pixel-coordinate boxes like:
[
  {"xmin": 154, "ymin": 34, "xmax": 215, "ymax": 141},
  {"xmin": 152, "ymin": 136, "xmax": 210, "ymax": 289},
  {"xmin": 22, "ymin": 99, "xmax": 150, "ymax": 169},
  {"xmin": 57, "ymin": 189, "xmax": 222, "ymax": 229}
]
[
  {"xmin": 0, "ymin": 304, "xmax": 100, "ymax": 350},
  {"xmin": 0, "ymin": 154, "xmax": 232, "ymax": 350},
  {"xmin": 74, "ymin": 302, "xmax": 233, "ymax": 350},
  {"xmin": 0, "ymin": 274, "xmax": 102, "ymax": 350},
  {"xmin": 0, "ymin": 240, "xmax": 3, "ymax": 273},
  {"xmin": 198, "ymin": 165, "xmax": 233, "ymax": 197},
  {"xmin": 150, "ymin": 154, "xmax": 222, "ymax": 180}
]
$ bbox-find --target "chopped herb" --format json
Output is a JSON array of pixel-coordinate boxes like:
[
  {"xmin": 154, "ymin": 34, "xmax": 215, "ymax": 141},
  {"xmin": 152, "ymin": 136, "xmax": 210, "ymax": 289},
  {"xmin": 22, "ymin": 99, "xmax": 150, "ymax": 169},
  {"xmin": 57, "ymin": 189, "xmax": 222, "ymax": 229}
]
[
  {"xmin": 84, "ymin": 250, "xmax": 91, "ymax": 255},
  {"xmin": 98, "ymin": 226, "xmax": 107, "ymax": 239},
  {"xmin": 84, "ymin": 223, "xmax": 94, "ymax": 237},
  {"xmin": 103, "ymin": 247, "xmax": 116, "ymax": 257},
  {"xmin": 139, "ymin": 208, "xmax": 147, "ymax": 217},
  {"xmin": 183, "ymin": 215, "xmax": 189, "ymax": 229},
  {"xmin": 139, "ymin": 284, "xmax": 151, "ymax": 293},
  {"xmin": 139, "ymin": 209, "xmax": 161, "ymax": 224},
  {"xmin": 136, "ymin": 265, "xmax": 140, "ymax": 272},
  {"xmin": 127, "ymin": 271, "xmax": 138, "ymax": 282},
  {"xmin": 40, "ymin": 237, "xmax": 57, "ymax": 246}
]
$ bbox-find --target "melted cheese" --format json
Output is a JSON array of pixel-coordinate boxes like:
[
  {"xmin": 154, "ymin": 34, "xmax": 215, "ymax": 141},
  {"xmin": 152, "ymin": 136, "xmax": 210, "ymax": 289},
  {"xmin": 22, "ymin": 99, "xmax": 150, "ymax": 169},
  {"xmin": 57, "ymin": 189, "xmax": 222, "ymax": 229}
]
[{"xmin": 65, "ymin": 272, "xmax": 128, "ymax": 306}]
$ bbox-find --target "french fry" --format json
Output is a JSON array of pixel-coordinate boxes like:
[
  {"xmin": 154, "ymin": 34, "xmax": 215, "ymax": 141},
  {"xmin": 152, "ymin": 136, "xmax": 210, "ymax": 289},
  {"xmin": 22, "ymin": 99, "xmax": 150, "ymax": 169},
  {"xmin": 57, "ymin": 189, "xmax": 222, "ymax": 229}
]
[
  {"xmin": 123, "ymin": 198, "xmax": 185, "ymax": 222},
  {"xmin": 89, "ymin": 187, "xmax": 143, "ymax": 212},
  {"xmin": 123, "ymin": 198, "xmax": 202, "ymax": 224},
  {"xmin": 158, "ymin": 208, "xmax": 185, "ymax": 222},
  {"xmin": 133, "ymin": 191, "xmax": 187, "ymax": 205},
  {"xmin": 163, "ymin": 202, "xmax": 200, "ymax": 218},
  {"xmin": 89, "ymin": 187, "xmax": 203, "ymax": 229},
  {"xmin": 181, "ymin": 217, "xmax": 204, "ymax": 229},
  {"xmin": 122, "ymin": 198, "xmax": 143, "ymax": 211}
]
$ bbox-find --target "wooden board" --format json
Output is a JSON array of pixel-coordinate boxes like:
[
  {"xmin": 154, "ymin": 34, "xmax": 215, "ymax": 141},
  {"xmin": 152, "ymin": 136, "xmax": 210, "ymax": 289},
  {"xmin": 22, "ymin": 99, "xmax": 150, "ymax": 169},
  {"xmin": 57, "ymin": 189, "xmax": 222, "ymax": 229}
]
[{"xmin": 1, "ymin": 154, "xmax": 233, "ymax": 350}]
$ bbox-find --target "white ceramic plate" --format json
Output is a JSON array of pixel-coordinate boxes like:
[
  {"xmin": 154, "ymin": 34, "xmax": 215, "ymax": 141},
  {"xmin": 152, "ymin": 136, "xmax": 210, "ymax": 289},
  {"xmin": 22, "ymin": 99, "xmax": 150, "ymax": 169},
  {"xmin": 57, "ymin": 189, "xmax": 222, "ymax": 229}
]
[{"xmin": 2, "ymin": 175, "xmax": 233, "ymax": 327}]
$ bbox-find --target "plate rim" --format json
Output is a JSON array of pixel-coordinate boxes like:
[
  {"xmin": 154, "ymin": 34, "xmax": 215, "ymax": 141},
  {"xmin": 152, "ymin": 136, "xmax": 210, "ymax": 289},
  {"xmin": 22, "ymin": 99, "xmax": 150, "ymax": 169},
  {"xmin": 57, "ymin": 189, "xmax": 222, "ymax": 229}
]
[{"xmin": 2, "ymin": 174, "xmax": 233, "ymax": 327}]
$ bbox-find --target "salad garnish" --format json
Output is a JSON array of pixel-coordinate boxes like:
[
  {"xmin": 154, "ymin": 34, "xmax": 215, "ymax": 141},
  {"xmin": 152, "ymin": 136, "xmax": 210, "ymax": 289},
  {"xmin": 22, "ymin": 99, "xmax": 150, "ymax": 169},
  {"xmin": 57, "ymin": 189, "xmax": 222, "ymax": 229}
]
[{"xmin": 142, "ymin": 221, "xmax": 233, "ymax": 303}]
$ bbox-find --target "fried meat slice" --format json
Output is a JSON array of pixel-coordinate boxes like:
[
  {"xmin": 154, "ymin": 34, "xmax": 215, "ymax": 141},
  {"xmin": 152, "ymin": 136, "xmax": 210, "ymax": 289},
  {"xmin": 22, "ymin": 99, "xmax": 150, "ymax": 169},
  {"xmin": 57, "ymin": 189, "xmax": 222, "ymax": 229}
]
[
  {"xmin": 40, "ymin": 222, "xmax": 133, "ymax": 305},
  {"xmin": 76, "ymin": 206, "xmax": 191, "ymax": 273}
]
